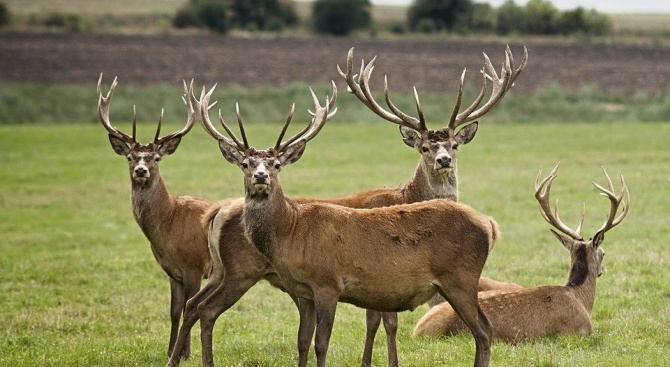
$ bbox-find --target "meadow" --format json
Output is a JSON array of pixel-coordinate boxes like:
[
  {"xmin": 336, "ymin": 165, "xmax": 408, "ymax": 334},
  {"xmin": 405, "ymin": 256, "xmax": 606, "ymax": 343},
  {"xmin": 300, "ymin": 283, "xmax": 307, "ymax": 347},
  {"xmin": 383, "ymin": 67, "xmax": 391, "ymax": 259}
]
[{"xmin": 1, "ymin": 114, "xmax": 668, "ymax": 366}]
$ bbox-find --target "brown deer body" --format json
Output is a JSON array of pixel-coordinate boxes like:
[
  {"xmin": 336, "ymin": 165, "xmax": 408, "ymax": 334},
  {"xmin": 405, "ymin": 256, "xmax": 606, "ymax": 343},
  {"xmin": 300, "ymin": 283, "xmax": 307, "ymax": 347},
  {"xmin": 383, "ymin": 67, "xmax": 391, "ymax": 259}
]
[
  {"xmin": 413, "ymin": 164, "xmax": 629, "ymax": 343},
  {"xmin": 167, "ymin": 46, "xmax": 526, "ymax": 367},
  {"xmin": 197, "ymin": 84, "xmax": 498, "ymax": 367},
  {"xmin": 98, "ymin": 75, "xmax": 211, "ymax": 361}
]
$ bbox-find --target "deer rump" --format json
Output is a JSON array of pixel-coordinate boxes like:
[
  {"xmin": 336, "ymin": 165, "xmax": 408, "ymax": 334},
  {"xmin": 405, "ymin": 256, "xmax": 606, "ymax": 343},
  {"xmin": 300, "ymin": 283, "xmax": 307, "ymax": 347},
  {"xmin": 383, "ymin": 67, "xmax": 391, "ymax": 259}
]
[{"xmin": 238, "ymin": 197, "xmax": 494, "ymax": 313}]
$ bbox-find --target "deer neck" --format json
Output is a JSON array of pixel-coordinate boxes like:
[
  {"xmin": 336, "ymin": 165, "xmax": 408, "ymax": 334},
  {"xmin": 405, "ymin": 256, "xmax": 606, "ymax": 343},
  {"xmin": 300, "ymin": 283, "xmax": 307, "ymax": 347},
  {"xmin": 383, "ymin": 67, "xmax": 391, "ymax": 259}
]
[
  {"xmin": 243, "ymin": 182, "xmax": 296, "ymax": 260},
  {"xmin": 404, "ymin": 160, "xmax": 458, "ymax": 203},
  {"xmin": 130, "ymin": 175, "xmax": 177, "ymax": 241},
  {"xmin": 565, "ymin": 245, "xmax": 599, "ymax": 313}
]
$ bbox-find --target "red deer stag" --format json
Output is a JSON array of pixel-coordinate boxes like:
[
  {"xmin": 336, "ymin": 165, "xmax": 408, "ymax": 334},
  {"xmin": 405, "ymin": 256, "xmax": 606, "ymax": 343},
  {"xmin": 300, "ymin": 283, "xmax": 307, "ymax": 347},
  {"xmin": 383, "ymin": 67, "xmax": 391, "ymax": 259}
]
[
  {"xmin": 338, "ymin": 45, "xmax": 527, "ymax": 365},
  {"xmin": 413, "ymin": 163, "xmax": 629, "ymax": 343},
  {"xmin": 200, "ymin": 83, "xmax": 498, "ymax": 367},
  {"xmin": 98, "ymin": 74, "xmax": 211, "ymax": 361},
  {"xmin": 167, "ymin": 45, "xmax": 524, "ymax": 367}
]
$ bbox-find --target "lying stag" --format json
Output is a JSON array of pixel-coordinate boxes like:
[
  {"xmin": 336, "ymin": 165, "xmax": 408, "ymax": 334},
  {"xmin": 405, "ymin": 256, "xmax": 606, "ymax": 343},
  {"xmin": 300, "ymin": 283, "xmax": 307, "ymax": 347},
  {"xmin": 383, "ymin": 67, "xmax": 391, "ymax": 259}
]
[
  {"xmin": 201, "ymin": 83, "xmax": 498, "ymax": 367},
  {"xmin": 413, "ymin": 163, "xmax": 629, "ymax": 343},
  {"xmin": 339, "ymin": 45, "xmax": 527, "ymax": 365},
  {"xmin": 98, "ymin": 75, "xmax": 211, "ymax": 361}
]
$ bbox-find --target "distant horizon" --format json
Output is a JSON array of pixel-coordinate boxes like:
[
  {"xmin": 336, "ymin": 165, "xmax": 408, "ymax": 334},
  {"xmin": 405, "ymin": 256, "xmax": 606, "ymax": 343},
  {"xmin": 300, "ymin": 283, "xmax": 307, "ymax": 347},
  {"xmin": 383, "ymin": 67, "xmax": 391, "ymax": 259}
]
[{"xmin": 368, "ymin": 0, "xmax": 670, "ymax": 14}]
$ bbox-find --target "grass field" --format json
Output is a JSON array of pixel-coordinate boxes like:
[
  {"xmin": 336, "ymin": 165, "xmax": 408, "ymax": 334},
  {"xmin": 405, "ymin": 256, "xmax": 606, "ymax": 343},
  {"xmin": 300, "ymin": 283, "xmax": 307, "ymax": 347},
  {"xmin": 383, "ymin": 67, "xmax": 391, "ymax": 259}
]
[{"xmin": 1, "ymin": 119, "xmax": 668, "ymax": 366}]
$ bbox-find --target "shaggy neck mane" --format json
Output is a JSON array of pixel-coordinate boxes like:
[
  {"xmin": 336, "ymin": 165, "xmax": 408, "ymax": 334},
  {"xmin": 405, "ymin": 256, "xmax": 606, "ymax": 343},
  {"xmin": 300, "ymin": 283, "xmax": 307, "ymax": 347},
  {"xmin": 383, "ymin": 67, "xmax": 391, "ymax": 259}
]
[
  {"xmin": 565, "ymin": 244, "xmax": 598, "ymax": 313},
  {"xmin": 403, "ymin": 159, "xmax": 458, "ymax": 203},
  {"xmin": 243, "ymin": 182, "xmax": 295, "ymax": 260}
]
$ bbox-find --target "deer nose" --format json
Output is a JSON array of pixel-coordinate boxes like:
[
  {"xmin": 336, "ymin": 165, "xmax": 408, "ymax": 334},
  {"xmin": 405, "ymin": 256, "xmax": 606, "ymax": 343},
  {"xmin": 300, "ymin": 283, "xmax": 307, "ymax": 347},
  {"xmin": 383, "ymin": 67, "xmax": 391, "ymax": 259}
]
[
  {"xmin": 254, "ymin": 172, "xmax": 268, "ymax": 183},
  {"xmin": 436, "ymin": 155, "xmax": 452, "ymax": 168},
  {"xmin": 135, "ymin": 167, "xmax": 148, "ymax": 177}
]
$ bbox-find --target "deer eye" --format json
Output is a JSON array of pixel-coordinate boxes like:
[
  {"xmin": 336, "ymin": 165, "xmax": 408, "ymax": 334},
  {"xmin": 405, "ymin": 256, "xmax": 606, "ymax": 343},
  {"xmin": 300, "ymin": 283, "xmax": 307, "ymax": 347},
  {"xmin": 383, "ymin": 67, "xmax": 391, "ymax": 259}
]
[
  {"xmin": 274, "ymin": 163, "xmax": 281, "ymax": 169},
  {"xmin": 155, "ymin": 156, "xmax": 161, "ymax": 162},
  {"xmin": 421, "ymin": 146, "xmax": 429, "ymax": 153},
  {"xmin": 452, "ymin": 143, "xmax": 459, "ymax": 150},
  {"xmin": 126, "ymin": 156, "xmax": 132, "ymax": 161},
  {"xmin": 241, "ymin": 162, "xmax": 249, "ymax": 169}
]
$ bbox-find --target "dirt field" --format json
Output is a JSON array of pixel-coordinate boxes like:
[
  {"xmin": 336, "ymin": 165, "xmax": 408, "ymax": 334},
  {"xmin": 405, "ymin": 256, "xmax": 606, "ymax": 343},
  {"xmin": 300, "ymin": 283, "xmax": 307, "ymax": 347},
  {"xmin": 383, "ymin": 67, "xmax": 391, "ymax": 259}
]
[{"xmin": 1, "ymin": 32, "xmax": 668, "ymax": 96}]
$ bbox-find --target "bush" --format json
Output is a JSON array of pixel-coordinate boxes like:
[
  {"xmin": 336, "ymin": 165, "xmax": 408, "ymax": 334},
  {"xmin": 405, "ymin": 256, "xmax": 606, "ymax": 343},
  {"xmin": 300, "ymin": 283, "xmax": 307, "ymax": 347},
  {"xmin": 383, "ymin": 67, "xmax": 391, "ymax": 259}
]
[
  {"xmin": 172, "ymin": 6, "xmax": 200, "ymax": 29},
  {"xmin": 415, "ymin": 17, "xmax": 438, "ymax": 34},
  {"xmin": 42, "ymin": 12, "xmax": 85, "ymax": 32},
  {"xmin": 0, "ymin": 2, "xmax": 10, "ymax": 27},
  {"xmin": 195, "ymin": 0, "xmax": 230, "ymax": 34},
  {"xmin": 408, "ymin": 0, "xmax": 473, "ymax": 32},
  {"xmin": 230, "ymin": 0, "xmax": 297, "ymax": 31},
  {"xmin": 312, "ymin": 0, "xmax": 371, "ymax": 36}
]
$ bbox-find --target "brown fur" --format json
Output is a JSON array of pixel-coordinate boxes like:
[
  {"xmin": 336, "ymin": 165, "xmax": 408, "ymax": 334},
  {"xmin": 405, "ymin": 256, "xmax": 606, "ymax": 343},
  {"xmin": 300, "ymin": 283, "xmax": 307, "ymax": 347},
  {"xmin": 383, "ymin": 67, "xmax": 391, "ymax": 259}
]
[{"xmin": 413, "ymin": 234, "xmax": 606, "ymax": 344}]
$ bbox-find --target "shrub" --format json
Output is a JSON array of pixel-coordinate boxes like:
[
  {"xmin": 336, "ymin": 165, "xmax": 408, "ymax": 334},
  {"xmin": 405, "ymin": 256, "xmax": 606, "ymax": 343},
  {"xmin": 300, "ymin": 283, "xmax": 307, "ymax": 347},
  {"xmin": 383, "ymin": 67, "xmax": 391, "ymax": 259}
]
[
  {"xmin": 195, "ymin": 0, "xmax": 230, "ymax": 34},
  {"xmin": 408, "ymin": 0, "xmax": 473, "ymax": 32},
  {"xmin": 230, "ymin": 0, "xmax": 297, "ymax": 31},
  {"xmin": 0, "ymin": 2, "xmax": 10, "ymax": 27},
  {"xmin": 415, "ymin": 17, "xmax": 438, "ymax": 34},
  {"xmin": 172, "ymin": 6, "xmax": 200, "ymax": 29},
  {"xmin": 312, "ymin": 0, "xmax": 371, "ymax": 36}
]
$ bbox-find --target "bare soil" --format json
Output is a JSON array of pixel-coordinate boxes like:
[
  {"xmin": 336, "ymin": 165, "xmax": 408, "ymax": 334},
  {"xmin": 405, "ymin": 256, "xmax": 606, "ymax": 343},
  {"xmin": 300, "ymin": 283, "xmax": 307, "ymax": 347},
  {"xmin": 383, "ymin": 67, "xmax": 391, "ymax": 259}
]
[{"xmin": 1, "ymin": 32, "xmax": 668, "ymax": 96}]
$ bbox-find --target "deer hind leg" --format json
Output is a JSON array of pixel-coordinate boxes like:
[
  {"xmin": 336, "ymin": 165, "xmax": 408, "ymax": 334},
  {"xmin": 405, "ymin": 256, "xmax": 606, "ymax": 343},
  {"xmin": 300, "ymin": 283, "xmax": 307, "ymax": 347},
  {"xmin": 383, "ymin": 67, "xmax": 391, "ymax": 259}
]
[
  {"xmin": 167, "ymin": 272, "xmax": 222, "ymax": 366},
  {"xmin": 361, "ymin": 309, "xmax": 381, "ymax": 367},
  {"xmin": 312, "ymin": 289, "xmax": 340, "ymax": 367},
  {"xmin": 296, "ymin": 298, "xmax": 316, "ymax": 367},
  {"xmin": 198, "ymin": 276, "xmax": 259, "ymax": 367},
  {"xmin": 381, "ymin": 312, "xmax": 399, "ymax": 367},
  {"xmin": 436, "ymin": 280, "xmax": 492, "ymax": 367}
]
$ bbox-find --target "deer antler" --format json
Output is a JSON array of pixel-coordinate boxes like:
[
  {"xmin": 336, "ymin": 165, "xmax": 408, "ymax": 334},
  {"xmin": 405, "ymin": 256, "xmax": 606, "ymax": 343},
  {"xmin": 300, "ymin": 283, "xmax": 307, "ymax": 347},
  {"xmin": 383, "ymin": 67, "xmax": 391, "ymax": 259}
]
[
  {"xmin": 448, "ymin": 45, "xmax": 528, "ymax": 130},
  {"xmin": 152, "ymin": 79, "xmax": 201, "ymax": 145},
  {"xmin": 275, "ymin": 81, "xmax": 338, "ymax": 152},
  {"xmin": 535, "ymin": 162, "xmax": 585, "ymax": 240},
  {"xmin": 337, "ymin": 46, "xmax": 528, "ymax": 134},
  {"xmin": 592, "ymin": 167, "xmax": 630, "ymax": 234},
  {"xmin": 197, "ymin": 84, "xmax": 248, "ymax": 152},
  {"xmin": 97, "ymin": 73, "xmax": 136, "ymax": 144},
  {"xmin": 337, "ymin": 48, "xmax": 425, "ymax": 132}
]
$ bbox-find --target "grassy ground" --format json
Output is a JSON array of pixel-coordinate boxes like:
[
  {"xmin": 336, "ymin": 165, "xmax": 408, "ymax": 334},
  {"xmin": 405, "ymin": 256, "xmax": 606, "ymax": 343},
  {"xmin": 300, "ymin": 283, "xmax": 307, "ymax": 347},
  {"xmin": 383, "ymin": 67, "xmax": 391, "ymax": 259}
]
[{"xmin": 1, "ymin": 120, "xmax": 668, "ymax": 366}]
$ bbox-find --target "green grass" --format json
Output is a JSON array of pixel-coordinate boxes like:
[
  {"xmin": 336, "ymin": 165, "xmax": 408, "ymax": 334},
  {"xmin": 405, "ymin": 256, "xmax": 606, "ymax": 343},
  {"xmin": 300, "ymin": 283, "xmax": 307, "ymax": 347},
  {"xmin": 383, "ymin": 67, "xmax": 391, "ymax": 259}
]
[
  {"xmin": 1, "ymin": 120, "xmax": 669, "ymax": 366},
  {"xmin": 3, "ymin": 81, "xmax": 670, "ymax": 125}
]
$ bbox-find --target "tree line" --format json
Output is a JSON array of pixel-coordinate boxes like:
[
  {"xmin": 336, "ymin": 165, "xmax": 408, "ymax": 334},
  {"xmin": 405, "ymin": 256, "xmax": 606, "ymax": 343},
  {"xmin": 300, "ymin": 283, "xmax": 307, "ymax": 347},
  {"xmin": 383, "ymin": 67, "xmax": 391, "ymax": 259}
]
[{"xmin": 172, "ymin": 0, "xmax": 611, "ymax": 37}]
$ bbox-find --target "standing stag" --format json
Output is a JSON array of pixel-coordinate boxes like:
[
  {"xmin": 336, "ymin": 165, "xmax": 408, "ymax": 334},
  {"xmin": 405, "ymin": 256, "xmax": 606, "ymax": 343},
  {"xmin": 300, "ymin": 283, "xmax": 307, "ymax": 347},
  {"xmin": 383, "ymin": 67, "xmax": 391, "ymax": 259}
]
[
  {"xmin": 98, "ymin": 75, "xmax": 211, "ymax": 361},
  {"xmin": 199, "ymin": 82, "xmax": 499, "ymax": 367},
  {"xmin": 413, "ymin": 163, "xmax": 629, "ymax": 343},
  {"xmin": 338, "ymin": 45, "xmax": 527, "ymax": 365},
  {"xmin": 167, "ymin": 45, "xmax": 526, "ymax": 367}
]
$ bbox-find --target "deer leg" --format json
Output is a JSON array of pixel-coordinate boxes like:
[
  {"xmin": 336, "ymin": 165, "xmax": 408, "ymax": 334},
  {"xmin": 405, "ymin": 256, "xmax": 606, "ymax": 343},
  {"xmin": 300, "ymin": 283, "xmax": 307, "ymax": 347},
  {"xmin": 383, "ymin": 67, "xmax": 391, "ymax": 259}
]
[
  {"xmin": 437, "ymin": 282, "xmax": 492, "ymax": 367},
  {"xmin": 313, "ymin": 290, "xmax": 339, "ymax": 367},
  {"xmin": 381, "ymin": 312, "xmax": 399, "ymax": 367},
  {"xmin": 177, "ymin": 275, "xmax": 203, "ymax": 361},
  {"xmin": 296, "ymin": 298, "xmax": 316, "ymax": 367},
  {"xmin": 168, "ymin": 278, "xmax": 185, "ymax": 360},
  {"xmin": 198, "ymin": 276, "xmax": 260, "ymax": 367},
  {"xmin": 361, "ymin": 310, "xmax": 381, "ymax": 367}
]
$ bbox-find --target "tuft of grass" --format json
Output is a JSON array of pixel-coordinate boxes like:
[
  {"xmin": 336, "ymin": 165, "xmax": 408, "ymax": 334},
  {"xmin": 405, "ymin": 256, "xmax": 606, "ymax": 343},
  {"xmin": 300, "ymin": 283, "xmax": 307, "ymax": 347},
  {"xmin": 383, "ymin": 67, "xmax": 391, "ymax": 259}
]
[{"xmin": 1, "ymin": 121, "xmax": 669, "ymax": 366}]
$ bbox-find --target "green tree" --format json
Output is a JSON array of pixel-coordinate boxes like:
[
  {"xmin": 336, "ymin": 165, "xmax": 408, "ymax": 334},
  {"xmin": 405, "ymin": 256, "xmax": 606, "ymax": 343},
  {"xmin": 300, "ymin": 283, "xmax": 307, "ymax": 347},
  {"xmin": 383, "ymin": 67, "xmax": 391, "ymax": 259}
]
[
  {"xmin": 230, "ymin": 0, "xmax": 297, "ymax": 31},
  {"xmin": 0, "ymin": 2, "xmax": 11, "ymax": 27},
  {"xmin": 522, "ymin": 0, "xmax": 559, "ymax": 34},
  {"xmin": 195, "ymin": 0, "xmax": 230, "ymax": 34},
  {"xmin": 312, "ymin": 0, "xmax": 371, "ymax": 36},
  {"xmin": 407, "ymin": 0, "xmax": 473, "ymax": 32}
]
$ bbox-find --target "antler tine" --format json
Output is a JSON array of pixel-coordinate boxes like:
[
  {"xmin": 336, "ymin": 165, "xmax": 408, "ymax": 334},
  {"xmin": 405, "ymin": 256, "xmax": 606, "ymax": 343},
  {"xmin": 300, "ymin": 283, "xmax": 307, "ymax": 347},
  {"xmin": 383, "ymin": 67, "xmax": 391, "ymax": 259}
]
[
  {"xmin": 97, "ymin": 73, "xmax": 135, "ymax": 143},
  {"xmin": 450, "ymin": 45, "xmax": 528, "ymax": 129},
  {"xmin": 235, "ymin": 103, "xmax": 250, "ymax": 150},
  {"xmin": 276, "ymin": 82, "xmax": 338, "ymax": 152},
  {"xmin": 154, "ymin": 79, "xmax": 199, "ymax": 145},
  {"xmin": 593, "ymin": 167, "xmax": 630, "ymax": 234},
  {"xmin": 447, "ymin": 68, "xmax": 488, "ymax": 130},
  {"xmin": 534, "ymin": 162, "xmax": 584, "ymax": 240},
  {"xmin": 337, "ymin": 48, "xmax": 424, "ymax": 132},
  {"xmin": 198, "ymin": 84, "xmax": 238, "ymax": 146}
]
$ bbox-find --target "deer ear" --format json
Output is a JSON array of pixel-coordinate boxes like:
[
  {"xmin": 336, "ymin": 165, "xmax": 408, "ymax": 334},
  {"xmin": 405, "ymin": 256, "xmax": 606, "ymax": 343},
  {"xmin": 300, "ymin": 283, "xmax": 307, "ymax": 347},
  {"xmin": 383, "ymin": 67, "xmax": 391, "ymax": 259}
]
[
  {"xmin": 550, "ymin": 229, "xmax": 574, "ymax": 251},
  {"xmin": 399, "ymin": 126, "xmax": 419, "ymax": 148},
  {"xmin": 455, "ymin": 121, "xmax": 478, "ymax": 145},
  {"xmin": 591, "ymin": 230, "xmax": 605, "ymax": 248},
  {"xmin": 108, "ymin": 134, "xmax": 131, "ymax": 156},
  {"xmin": 158, "ymin": 136, "xmax": 182, "ymax": 156},
  {"xmin": 218, "ymin": 140, "xmax": 245, "ymax": 165},
  {"xmin": 279, "ymin": 139, "xmax": 306, "ymax": 166}
]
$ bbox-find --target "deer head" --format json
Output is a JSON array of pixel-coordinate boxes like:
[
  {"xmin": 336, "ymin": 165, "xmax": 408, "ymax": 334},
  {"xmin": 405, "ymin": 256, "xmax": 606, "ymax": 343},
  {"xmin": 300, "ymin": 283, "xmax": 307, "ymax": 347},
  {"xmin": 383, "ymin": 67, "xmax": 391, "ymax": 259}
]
[
  {"xmin": 97, "ymin": 74, "xmax": 200, "ymax": 186},
  {"xmin": 535, "ymin": 163, "xmax": 630, "ymax": 278},
  {"xmin": 197, "ymin": 81, "xmax": 337, "ymax": 198},
  {"xmin": 338, "ymin": 46, "xmax": 527, "ymax": 175}
]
